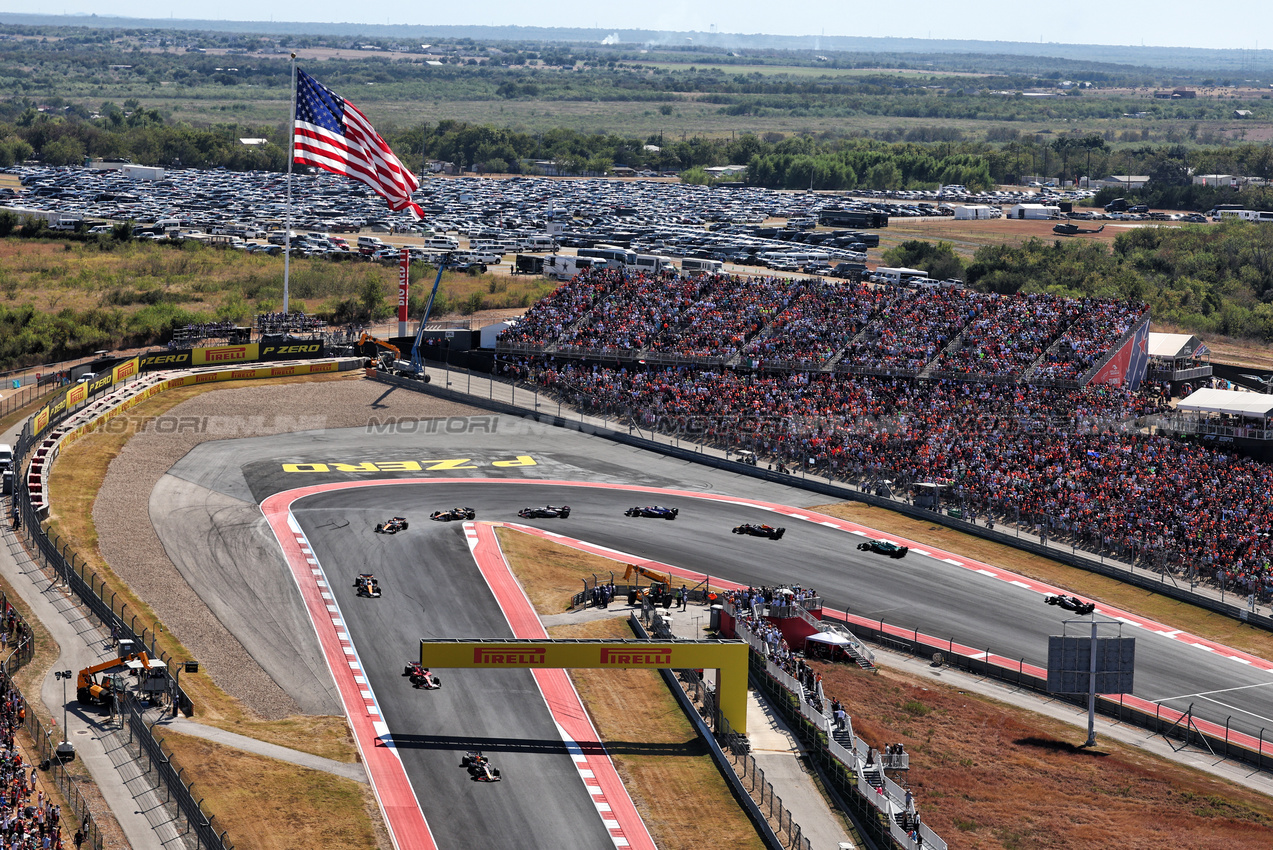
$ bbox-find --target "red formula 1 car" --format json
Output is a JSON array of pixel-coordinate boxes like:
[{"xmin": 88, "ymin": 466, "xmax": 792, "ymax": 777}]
[
  {"xmin": 403, "ymin": 662, "xmax": 441, "ymax": 689},
  {"xmin": 732, "ymin": 523, "xmax": 785, "ymax": 540},
  {"xmin": 462, "ymin": 751, "xmax": 501, "ymax": 781}
]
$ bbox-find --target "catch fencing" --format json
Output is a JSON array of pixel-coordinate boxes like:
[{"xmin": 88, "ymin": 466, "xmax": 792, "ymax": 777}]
[
  {"xmin": 12, "ymin": 374, "xmax": 227, "ymax": 850},
  {"xmin": 118, "ymin": 693, "xmax": 233, "ymax": 849}
]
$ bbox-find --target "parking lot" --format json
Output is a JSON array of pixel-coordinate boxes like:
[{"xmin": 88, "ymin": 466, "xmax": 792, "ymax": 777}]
[{"xmin": 3, "ymin": 164, "xmax": 1191, "ymax": 278}]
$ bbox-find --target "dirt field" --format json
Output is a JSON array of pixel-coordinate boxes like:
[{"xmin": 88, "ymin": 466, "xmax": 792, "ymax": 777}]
[{"xmin": 879, "ymin": 216, "xmax": 1192, "ymax": 259}]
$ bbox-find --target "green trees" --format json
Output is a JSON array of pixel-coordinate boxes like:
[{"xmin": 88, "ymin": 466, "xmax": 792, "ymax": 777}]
[
  {"xmin": 963, "ymin": 222, "xmax": 1273, "ymax": 341},
  {"xmin": 882, "ymin": 241, "xmax": 965, "ymax": 281}
]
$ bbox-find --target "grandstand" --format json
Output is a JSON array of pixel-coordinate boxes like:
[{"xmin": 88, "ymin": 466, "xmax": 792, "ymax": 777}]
[
  {"xmin": 492, "ymin": 268, "xmax": 1273, "ymax": 601},
  {"xmin": 499, "ymin": 268, "xmax": 1151, "ymax": 388}
]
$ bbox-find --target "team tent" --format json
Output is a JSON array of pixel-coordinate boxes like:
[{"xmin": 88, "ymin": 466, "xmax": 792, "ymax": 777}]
[{"xmin": 1175, "ymin": 388, "xmax": 1273, "ymax": 419}]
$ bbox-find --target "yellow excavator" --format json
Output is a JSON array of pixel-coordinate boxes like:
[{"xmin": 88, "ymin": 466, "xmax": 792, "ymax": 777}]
[
  {"xmin": 358, "ymin": 332, "xmax": 402, "ymax": 371},
  {"xmin": 622, "ymin": 563, "xmax": 672, "ymax": 604},
  {"xmin": 77, "ymin": 653, "xmax": 153, "ymax": 706}
]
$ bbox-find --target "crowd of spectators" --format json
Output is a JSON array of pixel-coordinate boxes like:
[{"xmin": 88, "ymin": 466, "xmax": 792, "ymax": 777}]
[
  {"xmin": 932, "ymin": 292, "xmax": 1084, "ymax": 379},
  {"xmin": 0, "ymin": 669, "xmax": 70, "ymax": 850},
  {"xmin": 840, "ymin": 288, "xmax": 990, "ymax": 372},
  {"xmin": 498, "ymin": 269, "xmax": 624, "ymax": 348},
  {"xmin": 741, "ymin": 280, "xmax": 887, "ymax": 369},
  {"xmin": 487, "ymin": 270, "xmax": 1273, "ymax": 595},
  {"xmin": 500, "ymin": 269, "xmax": 1144, "ymax": 380},
  {"xmin": 557, "ymin": 273, "xmax": 704, "ymax": 353},
  {"xmin": 1033, "ymin": 301, "xmax": 1149, "ymax": 382},
  {"xmin": 504, "ymin": 357, "xmax": 1273, "ymax": 594},
  {"xmin": 646, "ymin": 275, "xmax": 796, "ymax": 359}
]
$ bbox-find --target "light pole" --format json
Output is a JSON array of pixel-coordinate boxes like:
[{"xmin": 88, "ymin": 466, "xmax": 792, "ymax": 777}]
[{"xmin": 54, "ymin": 669, "xmax": 75, "ymax": 760}]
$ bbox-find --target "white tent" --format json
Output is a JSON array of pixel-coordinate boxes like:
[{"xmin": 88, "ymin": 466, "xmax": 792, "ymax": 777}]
[
  {"xmin": 805, "ymin": 631, "xmax": 851, "ymax": 647},
  {"xmin": 1176, "ymin": 388, "xmax": 1273, "ymax": 418},
  {"xmin": 1148, "ymin": 333, "xmax": 1208, "ymax": 359}
]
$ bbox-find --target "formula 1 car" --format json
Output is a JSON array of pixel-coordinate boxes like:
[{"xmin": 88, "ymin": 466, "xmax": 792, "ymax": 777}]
[
  {"xmin": 431, "ymin": 507, "xmax": 476, "ymax": 522},
  {"xmin": 624, "ymin": 505, "xmax": 679, "ymax": 520},
  {"xmin": 732, "ymin": 523, "xmax": 785, "ymax": 540},
  {"xmin": 857, "ymin": 539, "xmax": 909, "ymax": 559},
  {"xmin": 517, "ymin": 505, "xmax": 571, "ymax": 519},
  {"xmin": 374, "ymin": 516, "xmax": 409, "ymax": 534},
  {"xmin": 353, "ymin": 573, "xmax": 382, "ymax": 598},
  {"xmin": 403, "ymin": 662, "xmax": 441, "ymax": 689},
  {"xmin": 1045, "ymin": 594, "xmax": 1096, "ymax": 616},
  {"xmin": 461, "ymin": 751, "xmax": 501, "ymax": 781}
]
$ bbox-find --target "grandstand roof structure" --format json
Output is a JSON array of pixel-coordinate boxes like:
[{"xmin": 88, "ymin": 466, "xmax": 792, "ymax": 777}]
[{"xmin": 1176, "ymin": 388, "xmax": 1273, "ymax": 418}]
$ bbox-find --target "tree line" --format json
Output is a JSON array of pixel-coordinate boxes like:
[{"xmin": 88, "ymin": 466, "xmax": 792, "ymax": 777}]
[{"xmin": 888, "ymin": 221, "xmax": 1273, "ymax": 342}]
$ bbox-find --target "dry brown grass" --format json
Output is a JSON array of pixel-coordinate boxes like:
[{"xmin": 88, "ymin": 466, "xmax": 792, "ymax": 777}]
[
  {"xmin": 45, "ymin": 372, "xmax": 364, "ymax": 761},
  {"xmin": 0, "ymin": 237, "xmax": 553, "ymax": 324},
  {"xmin": 153, "ymin": 732, "xmax": 389, "ymax": 850},
  {"xmin": 811, "ymin": 502, "xmax": 1273, "ymax": 661},
  {"xmin": 816, "ymin": 661, "xmax": 1273, "ymax": 849}
]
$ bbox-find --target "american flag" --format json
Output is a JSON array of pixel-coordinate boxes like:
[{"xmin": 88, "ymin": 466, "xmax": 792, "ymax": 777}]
[{"xmin": 293, "ymin": 68, "xmax": 424, "ymax": 219}]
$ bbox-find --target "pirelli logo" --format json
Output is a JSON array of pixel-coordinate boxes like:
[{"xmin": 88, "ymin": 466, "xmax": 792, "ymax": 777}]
[
  {"xmin": 206, "ymin": 346, "xmax": 248, "ymax": 362},
  {"xmin": 195, "ymin": 373, "xmax": 218, "ymax": 383},
  {"xmin": 231, "ymin": 369, "xmax": 257, "ymax": 379},
  {"xmin": 600, "ymin": 647, "xmax": 673, "ymax": 666},
  {"xmin": 271, "ymin": 366, "xmax": 296, "ymax": 377},
  {"xmin": 473, "ymin": 647, "xmax": 547, "ymax": 665}
]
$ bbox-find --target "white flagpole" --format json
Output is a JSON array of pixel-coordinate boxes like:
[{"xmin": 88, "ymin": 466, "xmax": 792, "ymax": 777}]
[{"xmin": 284, "ymin": 53, "xmax": 297, "ymax": 315}]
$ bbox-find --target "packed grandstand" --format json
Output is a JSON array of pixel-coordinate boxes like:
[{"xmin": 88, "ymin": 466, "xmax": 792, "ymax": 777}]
[{"xmin": 496, "ymin": 268, "xmax": 1271, "ymax": 602}]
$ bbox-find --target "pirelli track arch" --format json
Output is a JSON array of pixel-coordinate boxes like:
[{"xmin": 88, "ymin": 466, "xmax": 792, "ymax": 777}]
[{"xmin": 421, "ymin": 639, "xmax": 750, "ymax": 733}]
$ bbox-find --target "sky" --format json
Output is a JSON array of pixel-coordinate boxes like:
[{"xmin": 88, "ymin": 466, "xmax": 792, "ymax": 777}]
[{"xmin": 33, "ymin": 1, "xmax": 1273, "ymax": 52}]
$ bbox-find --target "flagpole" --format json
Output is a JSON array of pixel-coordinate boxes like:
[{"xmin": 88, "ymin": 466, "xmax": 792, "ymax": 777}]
[{"xmin": 284, "ymin": 53, "xmax": 297, "ymax": 315}]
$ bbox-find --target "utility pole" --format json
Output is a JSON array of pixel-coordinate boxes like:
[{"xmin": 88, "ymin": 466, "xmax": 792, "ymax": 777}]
[{"xmin": 54, "ymin": 670, "xmax": 75, "ymax": 760}]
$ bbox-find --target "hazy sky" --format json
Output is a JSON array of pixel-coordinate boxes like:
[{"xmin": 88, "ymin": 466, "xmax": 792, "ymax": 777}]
[{"xmin": 40, "ymin": 1, "xmax": 1273, "ymax": 52}]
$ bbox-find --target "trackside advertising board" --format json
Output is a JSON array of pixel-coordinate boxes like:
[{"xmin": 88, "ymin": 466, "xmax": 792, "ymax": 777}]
[
  {"xmin": 27, "ymin": 355, "xmax": 141, "ymax": 444},
  {"xmin": 140, "ymin": 342, "xmax": 325, "ymax": 371},
  {"xmin": 420, "ymin": 639, "xmax": 750, "ymax": 733},
  {"xmin": 57, "ymin": 361, "xmax": 342, "ymax": 453}
]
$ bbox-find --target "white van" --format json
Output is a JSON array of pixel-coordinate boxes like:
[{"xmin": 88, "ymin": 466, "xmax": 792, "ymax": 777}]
[
  {"xmin": 424, "ymin": 236, "xmax": 459, "ymax": 250},
  {"xmin": 632, "ymin": 254, "xmax": 675, "ymax": 274},
  {"xmin": 682, "ymin": 258, "xmax": 724, "ymax": 274},
  {"xmin": 875, "ymin": 267, "xmax": 928, "ymax": 286},
  {"xmin": 0, "ymin": 443, "xmax": 11, "ymax": 470},
  {"xmin": 543, "ymin": 254, "xmax": 595, "ymax": 280},
  {"xmin": 357, "ymin": 236, "xmax": 386, "ymax": 251}
]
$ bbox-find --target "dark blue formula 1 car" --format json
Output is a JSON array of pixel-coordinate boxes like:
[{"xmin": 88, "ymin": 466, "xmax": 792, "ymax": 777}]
[
  {"xmin": 518, "ymin": 505, "xmax": 571, "ymax": 519},
  {"xmin": 624, "ymin": 505, "xmax": 679, "ymax": 520},
  {"xmin": 733, "ymin": 523, "xmax": 785, "ymax": 540}
]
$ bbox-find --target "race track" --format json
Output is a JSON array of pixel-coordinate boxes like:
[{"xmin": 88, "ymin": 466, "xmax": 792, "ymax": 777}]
[{"xmin": 150, "ymin": 415, "xmax": 1273, "ymax": 846}]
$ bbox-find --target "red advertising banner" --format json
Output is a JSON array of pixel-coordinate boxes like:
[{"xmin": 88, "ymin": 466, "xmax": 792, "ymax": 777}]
[{"xmin": 398, "ymin": 248, "xmax": 410, "ymax": 324}]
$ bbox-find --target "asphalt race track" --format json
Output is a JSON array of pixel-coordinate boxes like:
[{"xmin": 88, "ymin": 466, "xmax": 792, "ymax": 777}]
[
  {"xmin": 293, "ymin": 488, "xmax": 617, "ymax": 850},
  {"xmin": 152, "ymin": 414, "xmax": 1273, "ymax": 843}
]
